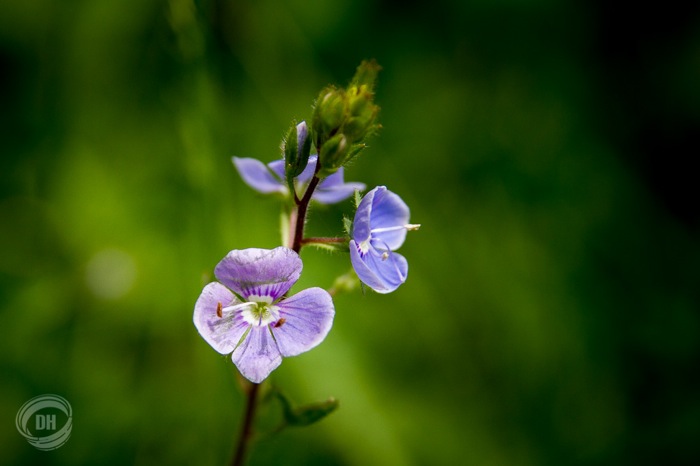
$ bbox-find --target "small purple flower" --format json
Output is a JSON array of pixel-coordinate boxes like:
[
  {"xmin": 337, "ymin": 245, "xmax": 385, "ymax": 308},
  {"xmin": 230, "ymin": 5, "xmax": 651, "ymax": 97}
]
[
  {"xmin": 350, "ymin": 186, "xmax": 420, "ymax": 294},
  {"xmin": 193, "ymin": 247, "xmax": 334, "ymax": 383},
  {"xmin": 232, "ymin": 155, "xmax": 365, "ymax": 204}
]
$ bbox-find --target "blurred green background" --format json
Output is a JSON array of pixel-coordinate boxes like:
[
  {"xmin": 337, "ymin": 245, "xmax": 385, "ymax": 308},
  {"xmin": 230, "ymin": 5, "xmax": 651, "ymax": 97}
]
[{"xmin": 2, "ymin": 0, "xmax": 699, "ymax": 465}]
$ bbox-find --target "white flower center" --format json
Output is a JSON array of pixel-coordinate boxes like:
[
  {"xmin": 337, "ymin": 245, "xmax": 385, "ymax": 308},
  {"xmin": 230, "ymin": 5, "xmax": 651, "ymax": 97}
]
[
  {"xmin": 241, "ymin": 296, "xmax": 280, "ymax": 327},
  {"xmin": 222, "ymin": 295, "xmax": 280, "ymax": 327},
  {"xmin": 358, "ymin": 239, "xmax": 371, "ymax": 254}
]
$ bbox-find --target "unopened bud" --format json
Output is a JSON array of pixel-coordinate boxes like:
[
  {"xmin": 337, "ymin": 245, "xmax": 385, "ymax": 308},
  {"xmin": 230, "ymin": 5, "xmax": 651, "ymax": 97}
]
[
  {"xmin": 343, "ymin": 116, "xmax": 370, "ymax": 142},
  {"xmin": 351, "ymin": 59, "xmax": 381, "ymax": 90},
  {"xmin": 312, "ymin": 87, "xmax": 346, "ymax": 145},
  {"xmin": 283, "ymin": 121, "xmax": 311, "ymax": 179},
  {"xmin": 310, "ymin": 60, "xmax": 382, "ymax": 172},
  {"xmin": 344, "ymin": 80, "xmax": 379, "ymax": 143},
  {"xmin": 318, "ymin": 133, "xmax": 348, "ymax": 175},
  {"xmin": 348, "ymin": 87, "xmax": 365, "ymax": 110}
]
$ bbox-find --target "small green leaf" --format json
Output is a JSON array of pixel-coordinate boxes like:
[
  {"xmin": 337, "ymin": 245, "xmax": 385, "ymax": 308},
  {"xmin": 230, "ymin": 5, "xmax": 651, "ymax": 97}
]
[
  {"xmin": 304, "ymin": 241, "xmax": 348, "ymax": 253},
  {"xmin": 341, "ymin": 142, "xmax": 368, "ymax": 168},
  {"xmin": 353, "ymin": 189, "xmax": 363, "ymax": 208},
  {"xmin": 343, "ymin": 215, "xmax": 354, "ymax": 236},
  {"xmin": 275, "ymin": 391, "xmax": 339, "ymax": 427}
]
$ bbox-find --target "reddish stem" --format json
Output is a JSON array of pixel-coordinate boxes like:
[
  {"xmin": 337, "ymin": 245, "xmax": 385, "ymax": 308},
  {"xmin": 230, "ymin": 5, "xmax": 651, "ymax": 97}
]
[
  {"xmin": 231, "ymin": 159, "xmax": 324, "ymax": 466},
  {"xmin": 301, "ymin": 237, "xmax": 348, "ymax": 245},
  {"xmin": 231, "ymin": 382, "xmax": 260, "ymax": 466},
  {"xmin": 291, "ymin": 163, "xmax": 322, "ymax": 253}
]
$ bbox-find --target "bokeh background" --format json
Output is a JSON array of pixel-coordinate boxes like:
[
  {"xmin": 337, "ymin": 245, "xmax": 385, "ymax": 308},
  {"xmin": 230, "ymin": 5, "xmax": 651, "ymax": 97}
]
[{"xmin": 1, "ymin": 1, "xmax": 699, "ymax": 465}]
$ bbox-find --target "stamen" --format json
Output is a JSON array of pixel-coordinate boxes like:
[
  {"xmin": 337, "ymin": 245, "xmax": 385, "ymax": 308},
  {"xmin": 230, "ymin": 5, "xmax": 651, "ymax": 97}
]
[
  {"xmin": 216, "ymin": 302, "xmax": 223, "ymax": 318},
  {"xmin": 370, "ymin": 224, "xmax": 421, "ymax": 234},
  {"xmin": 222, "ymin": 302, "xmax": 257, "ymax": 314},
  {"xmin": 381, "ymin": 252, "xmax": 389, "ymax": 261}
]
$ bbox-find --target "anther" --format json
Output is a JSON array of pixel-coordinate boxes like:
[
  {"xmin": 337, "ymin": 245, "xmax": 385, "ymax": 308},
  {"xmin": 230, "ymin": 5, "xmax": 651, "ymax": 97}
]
[{"xmin": 273, "ymin": 318, "xmax": 286, "ymax": 328}]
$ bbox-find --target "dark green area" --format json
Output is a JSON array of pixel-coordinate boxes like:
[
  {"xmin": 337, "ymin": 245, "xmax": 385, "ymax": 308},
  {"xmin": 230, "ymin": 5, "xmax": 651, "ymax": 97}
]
[{"xmin": 1, "ymin": 1, "xmax": 699, "ymax": 465}]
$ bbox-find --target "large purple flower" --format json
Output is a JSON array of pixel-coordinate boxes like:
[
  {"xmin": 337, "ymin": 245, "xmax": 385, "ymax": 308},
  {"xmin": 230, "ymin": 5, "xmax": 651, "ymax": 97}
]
[
  {"xmin": 350, "ymin": 186, "xmax": 419, "ymax": 294},
  {"xmin": 232, "ymin": 155, "xmax": 365, "ymax": 204},
  {"xmin": 193, "ymin": 247, "xmax": 334, "ymax": 383}
]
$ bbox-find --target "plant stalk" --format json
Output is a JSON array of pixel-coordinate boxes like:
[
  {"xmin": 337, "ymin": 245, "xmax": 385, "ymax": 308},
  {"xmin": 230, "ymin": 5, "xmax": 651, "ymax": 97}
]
[{"xmin": 230, "ymin": 159, "xmax": 324, "ymax": 466}]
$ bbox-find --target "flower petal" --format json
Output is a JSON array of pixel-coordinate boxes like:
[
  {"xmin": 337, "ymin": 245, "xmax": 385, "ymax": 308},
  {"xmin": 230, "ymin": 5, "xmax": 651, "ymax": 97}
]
[
  {"xmin": 294, "ymin": 155, "xmax": 319, "ymax": 184},
  {"xmin": 267, "ymin": 159, "xmax": 286, "ymax": 180},
  {"xmin": 233, "ymin": 157, "xmax": 286, "ymax": 194},
  {"xmin": 368, "ymin": 187, "xmax": 410, "ymax": 250},
  {"xmin": 272, "ymin": 287, "xmax": 335, "ymax": 357},
  {"xmin": 352, "ymin": 186, "xmax": 376, "ymax": 243},
  {"xmin": 232, "ymin": 326, "xmax": 282, "ymax": 383},
  {"xmin": 193, "ymin": 282, "xmax": 249, "ymax": 354},
  {"xmin": 314, "ymin": 181, "xmax": 366, "ymax": 204},
  {"xmin": 350, "ymin": 241, "xmax": 408, "ymax": 293},
  {"xmin": 314, "ymin": 167, "xmax": 366, "ymax": 204},
  {"xmin": 214, "ymin": 247, "xmax": 302, "ymax": 300}
]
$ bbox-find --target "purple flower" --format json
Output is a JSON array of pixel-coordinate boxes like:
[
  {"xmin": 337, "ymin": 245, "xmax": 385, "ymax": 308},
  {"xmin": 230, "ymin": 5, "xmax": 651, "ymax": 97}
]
[
  {"xmin": 193, "ymin": 247, "xmax": 334, "ymax": 383},
  {"xmin": 232, "ymin": 155, "xmax": 365, "ymax": 204},
  {"xmin": 350, "ymin": 186, "xmax": 419, "ymax": 294}
]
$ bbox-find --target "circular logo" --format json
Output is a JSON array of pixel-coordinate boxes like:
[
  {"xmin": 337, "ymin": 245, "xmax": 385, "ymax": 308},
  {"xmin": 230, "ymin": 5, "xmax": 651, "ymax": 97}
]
[{"xmin": 15, "ymin": 394, "xmax": 72, "ymax": 451}]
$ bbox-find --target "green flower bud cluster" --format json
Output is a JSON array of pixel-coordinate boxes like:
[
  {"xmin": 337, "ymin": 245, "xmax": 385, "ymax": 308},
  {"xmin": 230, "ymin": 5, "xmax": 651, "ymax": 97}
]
[{"xmin": 311, "ymin": 60, "xmax": 381, "ymax": 177}]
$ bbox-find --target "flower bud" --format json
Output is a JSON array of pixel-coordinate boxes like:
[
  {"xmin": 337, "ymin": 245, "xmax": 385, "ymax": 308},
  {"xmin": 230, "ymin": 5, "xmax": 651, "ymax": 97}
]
[
  {"xmin": 310, "ymin": 60, "xmax": 382, "ymax": 173},
  {"xmin": 318, "ymin": 133, "xmax": 348, "ymax": 175},
  {"xmin": 348, "ymin": 88, "xmax": 369, "ymax": 116},
  {"xmin": 351, "ymin": 59, "xmax": 381, "ymax": 90},
  {"xmin": 283, "ymin": 121, "xmax": 311, "ymax": 180},
  {"xmin": 344, "ymin": 84, "xmax": 379, "ymax": 142},
  {"xmin": 343, "ymin": 116, "xmax": 370, "ymax": 142},
  {"xmin": 311, "ymin": 87, "xmax": 346, "ymax": 148}
]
